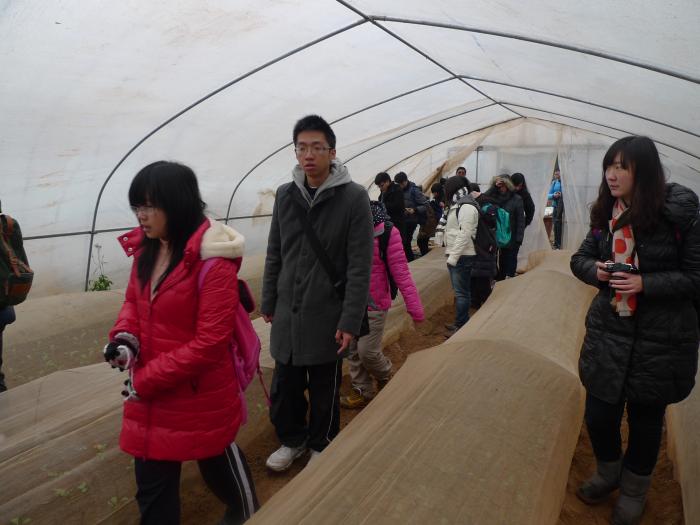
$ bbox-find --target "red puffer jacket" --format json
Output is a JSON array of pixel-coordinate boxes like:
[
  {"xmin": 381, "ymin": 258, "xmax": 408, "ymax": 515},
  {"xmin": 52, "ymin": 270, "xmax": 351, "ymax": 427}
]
[{"xmin": 110, "ymin": 218, "xmax": 245, "ymax": 461}]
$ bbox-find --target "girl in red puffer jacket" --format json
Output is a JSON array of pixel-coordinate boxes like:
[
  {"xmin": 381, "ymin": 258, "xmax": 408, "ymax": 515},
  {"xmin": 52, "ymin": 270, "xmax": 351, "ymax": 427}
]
[
  {"xmin": 341, "ymin": 201, "xmax": 424, "ymax": 409},
  {"xmin": 104, "ymin": 161, "xmax": 257, "ymax": 525}
]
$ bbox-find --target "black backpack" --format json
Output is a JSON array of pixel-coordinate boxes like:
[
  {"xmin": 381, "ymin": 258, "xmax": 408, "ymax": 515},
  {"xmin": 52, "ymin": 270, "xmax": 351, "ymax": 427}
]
[
  {"xmin": 378, "ymin": 222, "xmax": 399, "ymax": 300},
  {"xmin": 456, "ymin": 200, "xmax": 498, "ymax": 258}
]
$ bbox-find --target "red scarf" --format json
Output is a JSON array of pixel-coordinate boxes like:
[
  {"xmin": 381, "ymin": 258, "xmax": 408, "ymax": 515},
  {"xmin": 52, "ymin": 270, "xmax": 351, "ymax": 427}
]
[{"xmin": 610, "ymin": 199, "xmax": 639, "ymax": 316}]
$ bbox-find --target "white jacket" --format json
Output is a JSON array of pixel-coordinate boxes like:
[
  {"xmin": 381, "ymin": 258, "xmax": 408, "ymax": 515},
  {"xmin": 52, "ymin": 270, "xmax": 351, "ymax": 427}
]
[{"xmin": 444, "ymin": 201, "xmax": 478, "ymax": 266}]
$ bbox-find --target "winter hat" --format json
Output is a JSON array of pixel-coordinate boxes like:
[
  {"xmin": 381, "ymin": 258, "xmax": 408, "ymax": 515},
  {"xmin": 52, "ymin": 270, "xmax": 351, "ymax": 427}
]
[
  {"xmin": 452, "ymin": 186, "xmax": 469, "ymax": 204},
  {"xmin": 370, "ymin": 200, "xmax": 389, "ymax": 226},
  {"xmin": 444, "ymin": 175, "xmax": 468, "ymax": 203}
]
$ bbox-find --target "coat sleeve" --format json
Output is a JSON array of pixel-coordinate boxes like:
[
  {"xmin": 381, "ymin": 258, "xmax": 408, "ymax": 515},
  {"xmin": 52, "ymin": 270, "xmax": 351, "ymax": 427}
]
[
  {"xmin": 386, "ymin": 189, "xmax": 405, "ymax": 218},
  {"xmin": 261, "ymin": 193, "xmax": 281, "ymax": 316},
  {"xmin": 523, "ymin": 192, "xmax": 535, "ymax": 226},
  {"xmin": 513, "ymin": 195, "xmax": 526, "ymax": 244},
  {"xmin": 447, "ymin": 204, "xmax": 478, "ymax": 266},
  {"xmin": 570, "ymin": 230, "xmax": 603, "ymax": 287},
  {"xmin": 643, "ymin": 219, "xmax": 700, "ymax": 299},
  {"xmin": 134, "ymin": 259, "xmax": 239, "ymax": 400},
  {"xmin": 413, "ymin": 186, "xmax": 428, "ymax": 216},
  {"xmin": 109, "ymin": 262, "xmax": 141, "ymax": 342},
  {"xmin": 338, "ymin": 191, "xmax": 374, "ymax": 335},
  {"xmin": 386, "ymin": 227, "xmax": 424, "ymax": 321}
]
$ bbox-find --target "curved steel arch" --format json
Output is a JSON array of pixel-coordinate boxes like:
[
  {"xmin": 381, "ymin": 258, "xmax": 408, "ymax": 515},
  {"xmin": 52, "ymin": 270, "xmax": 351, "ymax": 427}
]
[
  {"xmin": 223, "ymin": 77, "xmax": 457, "ymax": 222},
  {"xmin": 82, "ymin": 19, "xmax": 367, "ymax": 290},
  {"xmin": 334, "ymin": 0, "xmax": 523, "ymax": 120},
  {"xmin": 459, "ymin": 75, "xmax": 700, "ymax": 139},
  {"xmin": 343, "ymin": 103, "xmax": 497, "ymax": 165},
  {"xmin": 381, "ymin": 117, "xmax": 523, "ymax": 174},
  {"xmin": 369, "ymin": 15, "xmax": 700, "ymax": 86},
  {"xmin": 503, "ymin": 102, "xmax": 700, "ymax": 163}
]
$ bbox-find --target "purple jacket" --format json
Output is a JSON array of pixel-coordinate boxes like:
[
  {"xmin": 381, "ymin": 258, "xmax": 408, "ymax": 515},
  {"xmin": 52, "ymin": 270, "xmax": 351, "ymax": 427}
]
[{"xmin": 370, "ymin": 223, "xmax": 424, "ymax": 321}]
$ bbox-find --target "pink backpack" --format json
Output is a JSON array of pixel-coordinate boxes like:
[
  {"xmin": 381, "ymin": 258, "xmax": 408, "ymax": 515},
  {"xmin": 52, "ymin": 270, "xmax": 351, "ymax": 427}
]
[{"xmin": 199, "ymin": 258, "xmax": 269, "ymax": 425}]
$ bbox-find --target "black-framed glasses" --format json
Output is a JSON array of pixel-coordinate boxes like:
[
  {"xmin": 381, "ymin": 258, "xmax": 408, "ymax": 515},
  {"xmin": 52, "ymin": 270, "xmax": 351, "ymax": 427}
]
[
  {"xmin": 294, "ymin": 144, "xmax": 332, "ymax": 156},
  {"xmin": 130, "ymin": 205, "xmax": 157, "ymax": 216}
]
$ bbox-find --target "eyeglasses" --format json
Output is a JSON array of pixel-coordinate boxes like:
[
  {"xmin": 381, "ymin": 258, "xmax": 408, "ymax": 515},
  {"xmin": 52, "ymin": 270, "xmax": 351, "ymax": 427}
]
[
  {"xmin": 294, "ymin": 144, "xmax": 332, "ymax": 156},
  {"xmin": 130, "ymin": 205, "xmax": 157, "ymax": 216}
]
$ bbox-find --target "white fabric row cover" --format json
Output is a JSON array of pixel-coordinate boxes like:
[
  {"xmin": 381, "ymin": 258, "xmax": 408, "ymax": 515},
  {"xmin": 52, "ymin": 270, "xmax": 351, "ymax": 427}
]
[
  {"xmin": 2, "ymin": 1, "xmax": 699, "ymax": 297},
  {"xmin": 667, "ymin": 373, "xmax": 700, "ymax": 521},
  {"xmin": 249, "ymin": 251, "xmax": 597, "ymax": 524},
  {"xmin": 0, "ymin": 248, "xmax": 450, "ymax": 523}
]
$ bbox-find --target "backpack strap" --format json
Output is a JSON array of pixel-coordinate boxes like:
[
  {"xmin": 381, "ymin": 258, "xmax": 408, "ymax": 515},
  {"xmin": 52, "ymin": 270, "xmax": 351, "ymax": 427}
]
[
  {"xmin": 197, "ymin": 258, "xmax": 219, "ymax": 289},
  {"xmin": 0, "ymin": 215, "xmax": 15, "ymax": 238},
  {"xmin": 291, "ymin": 199, "xmax": 345, "ymax": 299}
]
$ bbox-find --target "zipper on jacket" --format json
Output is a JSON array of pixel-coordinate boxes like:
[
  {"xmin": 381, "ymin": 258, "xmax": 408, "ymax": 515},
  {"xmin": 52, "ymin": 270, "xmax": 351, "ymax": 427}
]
[{"xmin": 143, "ymin": 301, "xmax": 154, "ymax": 459}]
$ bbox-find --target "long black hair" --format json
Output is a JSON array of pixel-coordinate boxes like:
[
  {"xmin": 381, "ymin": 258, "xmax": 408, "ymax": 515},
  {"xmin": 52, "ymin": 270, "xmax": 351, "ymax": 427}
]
[
  {"xmin": 590, "ymin": 136, "xmax": 666, "ymax": 233},
  {"xmin": 128, "ymin": 161, "xmax": 206, "ymax": 288}
]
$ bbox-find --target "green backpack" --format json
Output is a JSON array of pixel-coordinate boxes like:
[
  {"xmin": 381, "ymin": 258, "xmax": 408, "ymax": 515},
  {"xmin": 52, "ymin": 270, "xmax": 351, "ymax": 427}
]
[
  {"xmin": 482, "ymin": 204, "xmax": 512, "ymax": 248},
  {"xmin": 0, "ymin": 215, "xmax": 33, "ymax": 308}
]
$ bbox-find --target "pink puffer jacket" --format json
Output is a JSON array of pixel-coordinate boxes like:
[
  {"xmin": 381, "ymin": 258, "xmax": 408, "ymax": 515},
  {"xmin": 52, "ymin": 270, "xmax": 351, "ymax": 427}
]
[{"xmin": 369, "ymin": 224, "xmax": 424, "ymax": 321}]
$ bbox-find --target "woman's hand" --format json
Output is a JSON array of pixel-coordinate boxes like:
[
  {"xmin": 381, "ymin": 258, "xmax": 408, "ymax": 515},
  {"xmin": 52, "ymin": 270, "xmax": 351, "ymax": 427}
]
[
  {"xmin": 595, "ymin": 261, "xmax": 612, "ymax": 282},
  {"xmin": 609, "ymin": 272, "xmax": 644, "ymax": 293}
]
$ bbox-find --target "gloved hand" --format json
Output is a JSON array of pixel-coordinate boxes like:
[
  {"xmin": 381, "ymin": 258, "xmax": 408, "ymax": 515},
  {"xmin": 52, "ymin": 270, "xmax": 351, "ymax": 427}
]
[
  {"xmin": 121, "ymin": 375, "xmax": 140, "ymax": 401},
  {"xmin": 104, "ymin": 335, "xmax": 139, "ymax": 371}
]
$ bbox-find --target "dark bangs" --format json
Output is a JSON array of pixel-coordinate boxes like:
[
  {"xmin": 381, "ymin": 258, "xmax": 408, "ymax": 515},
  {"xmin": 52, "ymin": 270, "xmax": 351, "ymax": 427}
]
[
  {"xmin": 129, "ymin": 161, "xmax": 207, "ymax": 288},
  {"xmin": 590, "ymin": 136, "xmax": 666, "ymax": 233}
]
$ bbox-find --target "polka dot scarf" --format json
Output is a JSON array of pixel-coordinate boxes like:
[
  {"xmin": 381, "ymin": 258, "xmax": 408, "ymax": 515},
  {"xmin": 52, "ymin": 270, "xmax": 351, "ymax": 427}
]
[{"xmin": 610, "ymin": 199, "xmax": 639, "ymax": 317}]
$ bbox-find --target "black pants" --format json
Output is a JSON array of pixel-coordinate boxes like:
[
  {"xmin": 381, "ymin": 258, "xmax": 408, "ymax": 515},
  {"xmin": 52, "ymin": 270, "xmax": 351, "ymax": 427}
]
[
  {"xmin": 417, "ymin": 234, "xmax": 431, "ymax": 256},
  {"xmin": 402, "ymin": 222, "xmax": 418, "ymax": 261},
  {"xmin": 0, "ymin": 324, "xmax": 5, "ymax": 391},
  {"xmin": 497, "ymin": 245, "xmax": 520, "ymax": 280},
  {"xmin": 470, "ymin": 276, "xmax": 493, "ymax": 308},
  {"xmin": 270, "ymin": 359, "xmax": 342, "ymax": 452},
  {"xmin": 134, "ymin": 443, "xmax": 258, "ymax": 525},
  {"xmin": 584, "ymin": 393, "xmax": 667, "ymax": 476},
  {"xmin": 0, "ymin": 306, "xmax": 15, "ymax": 392}
]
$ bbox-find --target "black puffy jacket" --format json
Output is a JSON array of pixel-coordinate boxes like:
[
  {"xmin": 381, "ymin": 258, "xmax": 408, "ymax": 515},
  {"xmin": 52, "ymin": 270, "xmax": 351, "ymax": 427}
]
[
  {"xmin": 570, "ymin": 183, "xmax": 700, "ymax": 405},
  {"xmin": 484, "ymin": 188, "xmax": 526, "ymax": 247}
]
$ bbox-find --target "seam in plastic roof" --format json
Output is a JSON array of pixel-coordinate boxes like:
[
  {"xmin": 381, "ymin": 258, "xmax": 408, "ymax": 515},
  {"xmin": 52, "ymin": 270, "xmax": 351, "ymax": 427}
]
[
  {"xmin": 374, "ymin": 16, "xmax": 700, "ymax": 86},
  {"xmin": 82, "ymin": 20, "xmax": 367, "ymax": 291},
  {"xmin": 505, "ymin": 104, "xmax": 700, "ymax": 167},
  {"xmin": 344, "ymin": 103, "xmax": 497, "ymax": 164},
  {"xmin": 333, "ymin": 0, "xmax": 524, "ymax": 119},
  {"xmin": 224, "ymin": 77, "xmax": 456, "ymax": 223},
  {"xmin": 381, "ymin": 117, "xmax": 522, "ymax": 180},
  {"xmin": 462, "ymin": 76, "xmax": 700, "ymax": 139}
]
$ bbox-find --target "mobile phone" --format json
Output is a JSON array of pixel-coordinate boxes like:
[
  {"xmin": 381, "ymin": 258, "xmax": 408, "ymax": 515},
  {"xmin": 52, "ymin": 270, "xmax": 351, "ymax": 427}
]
[{"xmin": 604, "ymin": 262, "xmax": 639, "ymax": 274}]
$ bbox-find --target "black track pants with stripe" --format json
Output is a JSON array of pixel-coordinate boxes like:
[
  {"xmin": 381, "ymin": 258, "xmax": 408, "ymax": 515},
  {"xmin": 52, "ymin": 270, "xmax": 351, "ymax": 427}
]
[{"xmin": 134, "ymin": 443, "xmax": 259, "ymax": 525}]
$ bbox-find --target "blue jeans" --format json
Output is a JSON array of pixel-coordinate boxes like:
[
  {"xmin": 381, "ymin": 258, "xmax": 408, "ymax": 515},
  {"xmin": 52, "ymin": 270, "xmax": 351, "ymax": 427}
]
[{"xmin": 448, "ymin": 255, "xmax": 475, "ymax": 328}]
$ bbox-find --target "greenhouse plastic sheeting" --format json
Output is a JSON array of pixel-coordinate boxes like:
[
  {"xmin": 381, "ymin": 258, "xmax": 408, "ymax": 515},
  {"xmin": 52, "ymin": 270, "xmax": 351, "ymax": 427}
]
[
  {"xmin": 2, "ymin": 1, "xmax": 699, "ymax": 297},
  {"xmin": 249, "ymin": 251, "xmax": 596, "ymax": 524}
]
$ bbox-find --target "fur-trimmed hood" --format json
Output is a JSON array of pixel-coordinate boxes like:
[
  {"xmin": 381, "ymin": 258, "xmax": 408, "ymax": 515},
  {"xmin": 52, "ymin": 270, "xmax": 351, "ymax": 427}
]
[
  {"xmin": 200, "ymin": 218, "xmax": 245, "ymax": 260},
  {"xmin": 488, "ymin": 175, "xmax": 516, "ymax": 192}
]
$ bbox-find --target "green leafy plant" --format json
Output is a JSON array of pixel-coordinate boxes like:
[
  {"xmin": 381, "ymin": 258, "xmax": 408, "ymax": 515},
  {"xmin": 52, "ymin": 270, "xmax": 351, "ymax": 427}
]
[{"xmin": 89, "ymin": 244, "xmax": 113, "ymax": 291}]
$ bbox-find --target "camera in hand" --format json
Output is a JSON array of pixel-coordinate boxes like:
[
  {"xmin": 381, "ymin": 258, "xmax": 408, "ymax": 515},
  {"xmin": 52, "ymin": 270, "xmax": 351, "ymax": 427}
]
[{"xmin": 604, "ymin": 262, "xmax": 639, "ymax": 274}]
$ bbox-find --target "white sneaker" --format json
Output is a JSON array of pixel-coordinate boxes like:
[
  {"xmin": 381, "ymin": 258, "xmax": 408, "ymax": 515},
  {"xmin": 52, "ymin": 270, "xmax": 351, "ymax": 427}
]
[{"xmin": 266, "ymin": 444, "xmax": 307, "ymax": 472}]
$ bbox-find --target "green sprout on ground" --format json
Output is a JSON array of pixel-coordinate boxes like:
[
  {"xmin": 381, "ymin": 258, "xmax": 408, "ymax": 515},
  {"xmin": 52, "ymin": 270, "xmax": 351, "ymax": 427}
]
[
  {"xmin": 10, "ymin": 517, "xmax": 32, "ymax": 525},
  {"xmin": 89, "ymin": 244, "xmax": 113, "ymax": 291},
  {"xmin": 53, "ymin": 488, "xmax": 71, "ymax": 498}
]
